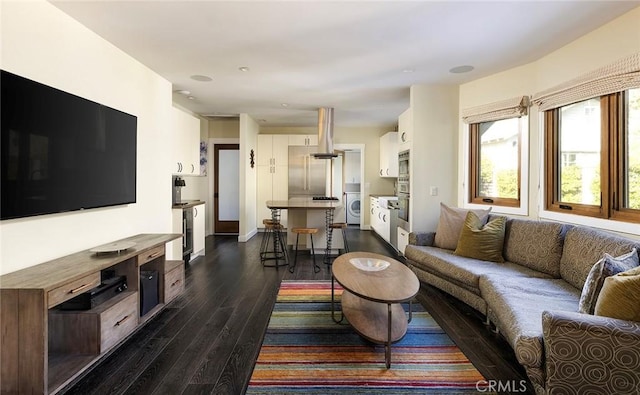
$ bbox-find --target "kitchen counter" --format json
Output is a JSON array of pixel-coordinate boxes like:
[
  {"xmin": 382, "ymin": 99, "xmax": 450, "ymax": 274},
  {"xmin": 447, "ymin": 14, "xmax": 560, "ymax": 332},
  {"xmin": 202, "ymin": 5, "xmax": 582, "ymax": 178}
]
[
  {"xmin": 266, "ymin": 197, "xmax": 344, "ymax": 262},
  {"xmin": 266, "ymin": 197, "xmax": 342, "ymax": 210},
  {"xmin": 369, "ymin": 194, "xmax": 397, "ymax": 198},
  {"xmin": 172, "ymin": 200, "xmax": 205, "ymax": 209}
]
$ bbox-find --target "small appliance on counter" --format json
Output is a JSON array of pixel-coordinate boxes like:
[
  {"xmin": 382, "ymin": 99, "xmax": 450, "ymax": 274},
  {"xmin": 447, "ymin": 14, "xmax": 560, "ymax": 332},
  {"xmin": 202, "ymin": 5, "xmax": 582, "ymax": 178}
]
[{"xmin": 172, "ymin": 176, "xmax": 186, "ymax": 205}]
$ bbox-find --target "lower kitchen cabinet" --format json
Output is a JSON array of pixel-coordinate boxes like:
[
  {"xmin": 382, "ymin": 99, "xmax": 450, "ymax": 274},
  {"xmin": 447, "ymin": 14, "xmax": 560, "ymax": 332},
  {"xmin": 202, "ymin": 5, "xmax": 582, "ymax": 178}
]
[
  {"xmin": 193, "ymin": 203, "xmax": 205, "ymax": 257},
  {"xmin": 171, "ymin": 201, "xmax": 206, "ymax": 262},
  {"xmin": 397, "ymin": 226, "xmax": 409, "ymax": 256}
]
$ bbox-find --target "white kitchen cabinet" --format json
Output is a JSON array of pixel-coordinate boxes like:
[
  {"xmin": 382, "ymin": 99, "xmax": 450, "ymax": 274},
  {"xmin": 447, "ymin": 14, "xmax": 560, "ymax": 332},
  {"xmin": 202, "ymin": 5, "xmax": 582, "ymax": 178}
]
[
  {"xmin": 193, "ymin": 203, "xmax": 206, "ymax": 257},
  {"xmin": 378, "ymin": 206, "xmax": 391, "ymax": 242},
  {"xmin": 257, "ymin": 134, "xmax": 289, "ymax": 227},
  {"xmin": 397, "ymin": 226, "xmax": 409, "ymax": 256},
  {"xmin": 398, "ymin": 107, "xmax": 412, "ymax": 153},
  {"xmin": 288, "ymin": 134, "xmax": 318, "ymax": 147},
  {"xmin": 379, "ymin": 131, "xmax": 398, "ymax": 178},
  {"xmin": 256, "ymin": 166, "xmax": 288, "ymax": 227},
  {"xmin": 171, "ymin": 106, "xmax": 200, "ymax": 175},
  {"xmin": 257, "ymin": 135, "xmax": 289, "ymax": 167},
  {"xmin": 370, "ymin": 197, "xmax": 380, "ymax": 234},
  {"xmin": 344, "ymin": 151, "xmax": 361, "ymax": 184},
  {"xmin": 256, "ymin": 159, "xmax": 288, "ymax": 228}
]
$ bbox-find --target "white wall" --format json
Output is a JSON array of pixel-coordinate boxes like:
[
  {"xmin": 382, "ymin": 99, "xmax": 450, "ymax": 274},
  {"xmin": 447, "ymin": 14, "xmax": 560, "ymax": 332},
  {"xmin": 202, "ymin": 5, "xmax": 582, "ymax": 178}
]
[
  {"xmin": 0, "ymin": 0, "xmax": 174, "ymax": 274},
  {"xmin": 409, "ymin": 85, "xmax": 459, "ymax": 233},
  {"xmin": 458, "ymin": 6, "xmax": 640, "ymax": 236},
  {"xmin": 238, "ymin": 114, "xmax": 259, "ymax": 242}
]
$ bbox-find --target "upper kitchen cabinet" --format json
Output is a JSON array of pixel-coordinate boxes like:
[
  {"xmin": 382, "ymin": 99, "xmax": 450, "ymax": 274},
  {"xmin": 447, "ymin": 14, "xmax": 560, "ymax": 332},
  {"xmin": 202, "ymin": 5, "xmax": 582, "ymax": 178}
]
[
  {"xmin": 257, "ymin": 134, "xmax": 289, "ymax": 166},
  {"xmin": 171, "ymin": 106, "xmax": 200, "ymax": 175},
  {"xmin": 379, "ymin": 131, "xmax": 398, "ymax": 178},
  {"xmin": 288, "ymin": 134, "xmax": 318, "ymax": 147},
  {"xmin": 398, "ymin": 108, "xmax": 412, "ymax": 153}
]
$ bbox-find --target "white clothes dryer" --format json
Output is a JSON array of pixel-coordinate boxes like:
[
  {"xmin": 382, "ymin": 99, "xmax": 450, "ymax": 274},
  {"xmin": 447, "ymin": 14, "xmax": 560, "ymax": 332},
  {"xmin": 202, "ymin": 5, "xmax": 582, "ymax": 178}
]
[{"xmin": 345, "ymin": 192, "xmax": 361, "ymax": 224}]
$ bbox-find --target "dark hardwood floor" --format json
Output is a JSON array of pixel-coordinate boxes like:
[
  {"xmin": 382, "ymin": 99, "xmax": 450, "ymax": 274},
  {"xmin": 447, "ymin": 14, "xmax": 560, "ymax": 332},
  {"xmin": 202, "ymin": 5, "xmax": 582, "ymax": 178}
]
[{"xmin": 62, "ymin": 227, "xmax": 533, "ymax": 395}]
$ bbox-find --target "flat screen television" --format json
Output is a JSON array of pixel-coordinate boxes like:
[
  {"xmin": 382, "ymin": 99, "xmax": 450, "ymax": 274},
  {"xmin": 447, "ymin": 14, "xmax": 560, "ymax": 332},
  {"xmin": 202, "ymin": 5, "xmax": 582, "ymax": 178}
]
[{"xmin": 1, "ymin": 70, "xmax": 137, "ymax": 220}]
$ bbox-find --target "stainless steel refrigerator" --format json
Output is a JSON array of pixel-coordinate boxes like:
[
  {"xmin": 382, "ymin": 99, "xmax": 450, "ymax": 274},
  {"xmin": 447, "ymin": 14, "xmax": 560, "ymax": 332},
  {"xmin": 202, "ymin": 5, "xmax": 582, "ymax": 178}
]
[{"xmin": 288, "ymin": 146, "xmax": 328, "ymax": 198}]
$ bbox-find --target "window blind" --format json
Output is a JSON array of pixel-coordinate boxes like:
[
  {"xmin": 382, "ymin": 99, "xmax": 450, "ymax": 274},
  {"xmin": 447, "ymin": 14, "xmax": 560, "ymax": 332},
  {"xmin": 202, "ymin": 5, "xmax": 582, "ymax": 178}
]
[
  {"xmin": 461, "ymin": 96, "xmax": 529, "ymax": 124},
  {"xmin": 532, "ymin": 52, "xmax": 640, "ymax": 111}
]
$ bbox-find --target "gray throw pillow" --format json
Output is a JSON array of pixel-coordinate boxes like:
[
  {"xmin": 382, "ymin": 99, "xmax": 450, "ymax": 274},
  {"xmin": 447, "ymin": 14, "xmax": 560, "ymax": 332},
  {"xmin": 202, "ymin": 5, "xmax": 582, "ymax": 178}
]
[
  {"xmin": 433, "ymin": 203, "xmax": 492, "ymax": 250},
  {"xmin": 578, "ymin": 248, "xmax": 639, "ymax": 314}
]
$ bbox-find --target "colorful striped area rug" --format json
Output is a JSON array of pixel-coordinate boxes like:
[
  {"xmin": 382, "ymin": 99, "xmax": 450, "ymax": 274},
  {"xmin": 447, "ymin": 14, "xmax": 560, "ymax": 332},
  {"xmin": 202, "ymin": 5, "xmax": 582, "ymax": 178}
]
[{"xmin": 247, "ymin": 280, "xmax": 492, "ymax": 394}]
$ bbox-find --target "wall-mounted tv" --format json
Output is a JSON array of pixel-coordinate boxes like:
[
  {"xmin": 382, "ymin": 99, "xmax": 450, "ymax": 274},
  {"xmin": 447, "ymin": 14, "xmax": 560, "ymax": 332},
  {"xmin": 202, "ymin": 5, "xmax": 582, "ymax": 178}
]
[{"xmin": 1, "ymin": 70, "xmax": 137, "ymax": 220}]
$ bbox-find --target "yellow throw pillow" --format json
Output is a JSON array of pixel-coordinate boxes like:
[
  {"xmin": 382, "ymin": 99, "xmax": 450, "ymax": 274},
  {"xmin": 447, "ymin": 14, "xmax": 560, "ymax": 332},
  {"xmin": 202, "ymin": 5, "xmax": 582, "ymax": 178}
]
[
  {"xmin": 454, "ymin": 211, "xmax": 506, "ymax": 263},
  {"xmin": 594, "ymin": 266, "xmax": 640, "ymax": 322}
]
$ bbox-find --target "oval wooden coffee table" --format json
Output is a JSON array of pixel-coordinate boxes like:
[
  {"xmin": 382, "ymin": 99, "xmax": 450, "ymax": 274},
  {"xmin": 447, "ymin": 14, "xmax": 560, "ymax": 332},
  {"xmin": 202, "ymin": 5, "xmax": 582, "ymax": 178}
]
[{"xmin": 331, "ymin": 251, "xmax": 420, "ymax": 368}]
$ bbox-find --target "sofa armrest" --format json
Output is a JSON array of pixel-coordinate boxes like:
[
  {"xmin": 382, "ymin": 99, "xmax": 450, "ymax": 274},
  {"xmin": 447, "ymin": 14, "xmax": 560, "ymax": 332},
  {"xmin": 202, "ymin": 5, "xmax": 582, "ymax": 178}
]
[
  {"xmin": 542, "ymin": 310, "xmax": 640, "ymax": 394},
  {"xmin": 408, "ymin": 232, "xmax": 435, "ymax": 246}
]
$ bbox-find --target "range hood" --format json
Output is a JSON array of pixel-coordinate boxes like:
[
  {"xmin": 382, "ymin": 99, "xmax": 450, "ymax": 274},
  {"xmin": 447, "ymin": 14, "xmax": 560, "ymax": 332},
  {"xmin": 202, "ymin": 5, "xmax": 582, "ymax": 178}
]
[{"xmin": 313, "ymin": 107, "xmax": 338, "ymax": 159}]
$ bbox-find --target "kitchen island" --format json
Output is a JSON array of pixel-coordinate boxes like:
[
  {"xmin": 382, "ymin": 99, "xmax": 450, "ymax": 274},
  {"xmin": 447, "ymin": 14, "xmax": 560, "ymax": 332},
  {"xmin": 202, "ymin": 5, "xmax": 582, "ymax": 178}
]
[{"xmin": 266, "ymin": 197, "xmax": 344, "ymax": 264}]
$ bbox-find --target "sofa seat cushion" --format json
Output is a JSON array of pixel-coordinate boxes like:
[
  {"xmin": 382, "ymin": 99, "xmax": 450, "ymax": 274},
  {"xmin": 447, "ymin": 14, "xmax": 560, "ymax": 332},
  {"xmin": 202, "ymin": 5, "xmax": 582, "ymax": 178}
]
[
  {"xmin": 480, "ymin": 275, "xmax": 580, "ymax": 368},
  {"xmin": 405, "ymin": 245, "xmax": 554, "ymax": 296}
]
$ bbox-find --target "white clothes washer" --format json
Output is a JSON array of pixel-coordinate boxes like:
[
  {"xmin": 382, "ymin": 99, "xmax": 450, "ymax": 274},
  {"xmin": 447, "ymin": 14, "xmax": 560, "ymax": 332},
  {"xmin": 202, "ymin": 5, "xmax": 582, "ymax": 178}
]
[{"xmin": 345, "ymin": 192, "xmax": 361, "ymax": 224}]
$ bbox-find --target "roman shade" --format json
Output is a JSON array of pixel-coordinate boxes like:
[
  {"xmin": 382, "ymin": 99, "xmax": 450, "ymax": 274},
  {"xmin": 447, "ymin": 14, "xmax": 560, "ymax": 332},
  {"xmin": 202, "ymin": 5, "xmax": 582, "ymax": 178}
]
[
  {"xmin": 532, "ymin": 52, "xmax": 640, "ymax": 111},
  {"xmin": 461, "ymin": 96, "xmax": 529, "ymax": 124}
]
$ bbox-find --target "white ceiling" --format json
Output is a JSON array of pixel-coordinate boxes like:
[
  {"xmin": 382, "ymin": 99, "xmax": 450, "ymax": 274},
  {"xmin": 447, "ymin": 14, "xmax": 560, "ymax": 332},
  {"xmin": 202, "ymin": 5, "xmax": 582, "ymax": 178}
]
[{"xmin": 50, "ymin": 0, "xmax": 639, "ymax": 128}]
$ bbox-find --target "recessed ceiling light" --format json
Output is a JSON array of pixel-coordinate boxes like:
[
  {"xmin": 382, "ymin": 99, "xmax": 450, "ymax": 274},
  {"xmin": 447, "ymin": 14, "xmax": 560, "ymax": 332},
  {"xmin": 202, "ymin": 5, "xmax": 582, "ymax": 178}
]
[
  {"xmin": 187, "ymin": 96, "xmax": 196, "ymax": 100},
  {"xmin": 238, "ymin": 66, "xmax": 250, "ymax": 72},
  {"xmin": 449, "ymin": 65, "xmax": 474, "ymax": 74},
  {"xmin": 175, "ymin": 89, "xmax": 191, "ymax": 95},
  {"xmin": 190, "ymin": 74, "xmax": 212, "ymax": 82},
  {"xmin": 402, "ymin": 68, "xmax": 414, "ymax": 73},
  {"xmin": 281, "ymin": 103, "xmax": 289, "ymax": 107}
]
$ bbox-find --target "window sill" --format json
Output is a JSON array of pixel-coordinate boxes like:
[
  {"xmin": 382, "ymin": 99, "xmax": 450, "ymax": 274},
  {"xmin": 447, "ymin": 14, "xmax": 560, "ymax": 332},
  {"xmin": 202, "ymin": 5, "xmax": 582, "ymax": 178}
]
[
  {"xmin": 539, "ymin": 209, "xmax": 640, "ymax": 238},
  {"xmin": 463, "ymin": 202, "xmax": 528, "ymax": 217}
]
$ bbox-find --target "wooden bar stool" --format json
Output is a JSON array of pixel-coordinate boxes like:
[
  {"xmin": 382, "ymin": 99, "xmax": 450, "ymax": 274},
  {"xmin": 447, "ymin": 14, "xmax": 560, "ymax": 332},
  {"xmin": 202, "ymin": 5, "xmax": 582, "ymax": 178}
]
[
  {"xmin": 330, "ymin": 222, "xmax": 349, "ymax": 254},
  {"xmin": 261, "ymin": 219, "xmax": 288, "ymax": 267},
  {"xmin": 289, "ymin": 227, "xmax": 320, "ymax": 273}
]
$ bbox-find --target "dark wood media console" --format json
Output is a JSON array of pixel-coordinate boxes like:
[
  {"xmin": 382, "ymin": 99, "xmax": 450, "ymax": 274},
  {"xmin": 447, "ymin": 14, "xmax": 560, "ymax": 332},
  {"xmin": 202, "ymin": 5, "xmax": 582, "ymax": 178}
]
[{"xmin": 0, "ymin": 233, "xmax": 183, "ymax": 394}]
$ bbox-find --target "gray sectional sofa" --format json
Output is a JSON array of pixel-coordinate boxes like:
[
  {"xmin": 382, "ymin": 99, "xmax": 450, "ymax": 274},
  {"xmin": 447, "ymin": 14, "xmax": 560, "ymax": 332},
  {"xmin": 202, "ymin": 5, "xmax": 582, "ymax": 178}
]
[{"xmin": 404, "ymin": 217, "xmax": 640, "ymax": 395}]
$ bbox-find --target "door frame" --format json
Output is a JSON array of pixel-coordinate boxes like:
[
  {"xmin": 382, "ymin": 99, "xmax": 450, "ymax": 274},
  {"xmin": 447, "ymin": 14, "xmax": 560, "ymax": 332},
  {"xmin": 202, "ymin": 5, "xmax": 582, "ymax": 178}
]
[
  {"xmin": 334, "ymin": 143, "xmax": 365, "ymax": 229},
  {"xmin": 209, "ymin": 138, "xmax": 240, "ymax": 234}
]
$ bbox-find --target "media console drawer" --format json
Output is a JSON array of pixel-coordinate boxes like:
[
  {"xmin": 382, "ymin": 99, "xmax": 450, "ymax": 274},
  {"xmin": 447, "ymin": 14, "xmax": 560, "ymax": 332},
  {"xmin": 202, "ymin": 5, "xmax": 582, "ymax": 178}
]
[
  {"xmin": 49, "ymin": 291, "xmax": 138, "ymax": 354},
  {"xmin": 165, "ymin": 265, "xmax": 184, "ymax": 303},
  {"xmin": 138, "ymin": 245, "xmax": 165, "ymax": 265},
  {"xmin": 100, "ymin": 292, "xmax": 138, "ymax": 352},
  {"xmin": 48, "ymin": 273, "xmax": 101, "ymax": 308}
]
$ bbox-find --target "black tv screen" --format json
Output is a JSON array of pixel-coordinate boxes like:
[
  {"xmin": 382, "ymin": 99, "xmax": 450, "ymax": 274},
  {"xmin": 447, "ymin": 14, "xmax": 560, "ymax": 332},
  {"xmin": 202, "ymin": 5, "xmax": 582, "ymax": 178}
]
[{"xmin": 1, "ymin": 70, "xmax": 137, "ymax": 220}]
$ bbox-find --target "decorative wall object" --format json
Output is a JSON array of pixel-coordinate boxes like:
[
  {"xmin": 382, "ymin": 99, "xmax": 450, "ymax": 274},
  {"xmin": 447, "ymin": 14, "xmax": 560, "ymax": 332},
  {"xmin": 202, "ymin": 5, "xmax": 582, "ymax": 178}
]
[
  {"xmin": 200, "ymin": 141, "xmax": 208, "ymax": 175},
  {"xmin": 250, "ymin": 149, "xmax": 255, "ymax": 168}
]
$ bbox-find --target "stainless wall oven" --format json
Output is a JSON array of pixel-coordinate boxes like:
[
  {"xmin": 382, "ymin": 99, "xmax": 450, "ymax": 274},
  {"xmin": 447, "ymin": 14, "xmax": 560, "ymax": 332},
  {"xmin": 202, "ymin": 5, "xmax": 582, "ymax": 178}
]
[
  {"xmin": 397, "ymin": 193, "xmax": 409, "ymax": 230},
  {"xmin": 397, "ymin": 149, "xmax": 410, "ymax": 229}
]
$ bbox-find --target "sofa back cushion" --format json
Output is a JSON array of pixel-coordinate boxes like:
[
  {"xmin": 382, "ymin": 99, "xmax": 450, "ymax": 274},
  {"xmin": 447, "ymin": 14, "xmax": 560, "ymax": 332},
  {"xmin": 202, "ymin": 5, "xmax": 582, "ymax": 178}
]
[
  {"xmin": 502, "ymin": 218, "xmax": 569, "ymax": 277},
  {"xmin": 560, "ymin": 226, "xmax": 640, "ymax": 290}
]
